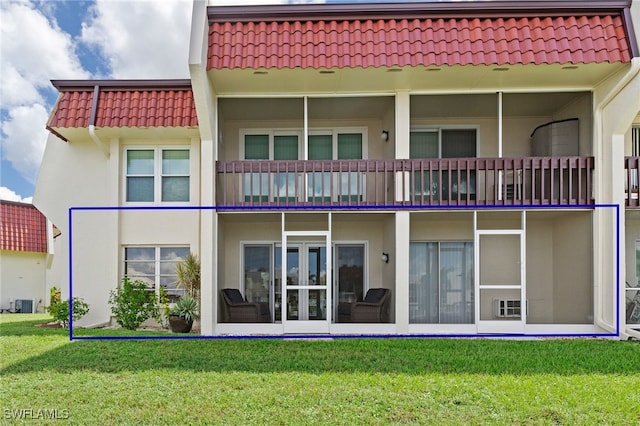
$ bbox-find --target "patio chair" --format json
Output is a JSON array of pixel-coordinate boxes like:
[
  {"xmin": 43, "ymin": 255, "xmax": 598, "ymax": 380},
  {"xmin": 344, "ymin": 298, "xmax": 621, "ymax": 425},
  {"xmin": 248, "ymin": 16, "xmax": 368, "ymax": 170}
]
[
  {"xmin": 220, "ymin": 288, "xmax": 270, "ymax": 323},
  {"xmin": 351, "ymin": 288, "xmax": 391, "ymax": 323}
]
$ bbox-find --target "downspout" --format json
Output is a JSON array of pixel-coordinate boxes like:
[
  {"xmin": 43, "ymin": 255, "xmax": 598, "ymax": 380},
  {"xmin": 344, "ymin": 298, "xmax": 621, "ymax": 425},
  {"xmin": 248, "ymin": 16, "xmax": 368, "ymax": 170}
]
[
  {"xmin": 88, "ymin": 84, "xmax": 110, "ymax": 157},
  {"xmin": 594, "ymin": 57, "xmax": 640, "ymax": 334}
]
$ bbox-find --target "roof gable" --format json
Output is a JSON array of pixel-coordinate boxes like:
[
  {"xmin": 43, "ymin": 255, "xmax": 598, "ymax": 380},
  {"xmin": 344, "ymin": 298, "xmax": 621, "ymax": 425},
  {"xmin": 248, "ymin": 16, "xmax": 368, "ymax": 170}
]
[
  {"xmin": 0, "ymin": 201, "xmax": 48, "ymax": 253},
  {"xmin": 207, "ymin": 2, "xmax": 634, "ymax": 70}
]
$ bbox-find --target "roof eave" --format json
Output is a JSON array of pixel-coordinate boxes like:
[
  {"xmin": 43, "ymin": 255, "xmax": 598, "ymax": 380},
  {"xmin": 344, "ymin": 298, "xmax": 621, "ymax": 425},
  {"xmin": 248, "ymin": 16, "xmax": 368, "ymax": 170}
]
[
  {"xmin": 208, "ymin": 1, "xmax": 633, "ymax": 23},
  {"xmin": 50, "ymin": 79, "xmax": 193, "ymax": 91}
]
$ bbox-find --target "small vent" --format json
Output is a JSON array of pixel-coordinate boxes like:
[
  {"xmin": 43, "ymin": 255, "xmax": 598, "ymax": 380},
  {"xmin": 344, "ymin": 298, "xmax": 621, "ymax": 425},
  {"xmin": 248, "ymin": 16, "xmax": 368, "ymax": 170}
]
[
  {"xmin": 15, "ymin": 299, "xmax": 34, "ymax": 314},
  {"xmin": 495, "ymin": 299, "xmax": 521, "ymax": 318}
]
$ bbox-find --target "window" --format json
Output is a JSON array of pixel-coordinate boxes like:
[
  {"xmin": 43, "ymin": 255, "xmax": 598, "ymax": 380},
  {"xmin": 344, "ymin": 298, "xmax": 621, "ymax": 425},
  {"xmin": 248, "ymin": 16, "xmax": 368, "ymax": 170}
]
[
  {"xmin": 124, "ymin": 246, "xmax": 190, "ymax": 301},
  {"xmin": 409, "ymin": 242, "xmax": 474, "ymax": 324},
  {"xmin": 335, "ymin": 244, "xmax": 365, "ymax": 323},
  {"xmin": 125, "ymin": 148, "xmax": 190, "ymax": 203},
  {"xmin": 307, "ymin": 130, "xmax": 366, "ymax": 202},
  {"xmin": 410, "ymin": 128, "xmax": 477, "ymax": 159},
  {"xmin": 242, "ymin": 132, "xmax": 300, "ymax": 201},
  {"xmin": 410, "ymin": 128, "xmax": 477, "ymax": 200}
]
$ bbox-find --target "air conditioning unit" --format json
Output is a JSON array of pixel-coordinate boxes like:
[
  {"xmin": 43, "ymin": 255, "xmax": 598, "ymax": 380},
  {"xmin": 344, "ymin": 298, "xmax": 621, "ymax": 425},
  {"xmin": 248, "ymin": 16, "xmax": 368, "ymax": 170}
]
[
  {"xmin": 15, "ymin": 299, "xmax": 34, "ymax": 313},
  {"xmin": 495, "ymin": 299, "xmax": 521, "ymax": 318}
]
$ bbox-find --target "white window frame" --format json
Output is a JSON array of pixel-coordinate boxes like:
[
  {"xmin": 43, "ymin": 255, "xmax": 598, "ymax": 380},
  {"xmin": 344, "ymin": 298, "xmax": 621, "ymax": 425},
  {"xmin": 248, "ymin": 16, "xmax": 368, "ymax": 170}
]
[
  {"xmin": 239, "ymin": 129, "xmax": 302, "ymax": 160},
  {"xmin": 123, "ymin": 146, "xmax": 191, "ymax": 205},
  {"xmin": 122, "ymin": 245, "xmax": 190, "ymax": 301}
]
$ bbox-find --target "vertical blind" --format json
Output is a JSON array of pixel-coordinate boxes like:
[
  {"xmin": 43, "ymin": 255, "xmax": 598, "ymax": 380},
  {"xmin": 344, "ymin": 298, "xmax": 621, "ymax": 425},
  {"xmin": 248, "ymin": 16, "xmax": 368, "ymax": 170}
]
[{"xmin": 409, "ymin": 242, "xmax": 474, "ymax": 324}]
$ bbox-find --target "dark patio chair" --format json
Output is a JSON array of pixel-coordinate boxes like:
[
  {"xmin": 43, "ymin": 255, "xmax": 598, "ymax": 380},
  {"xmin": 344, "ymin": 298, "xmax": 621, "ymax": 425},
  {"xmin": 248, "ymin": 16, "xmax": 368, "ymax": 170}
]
[
  {"xmin": 220, "ymin": 288, "xmax": 270, "ymax": 323},
  {"xmin": 351, "ymin": 288, "xmax": 391, "ymax": 323}
]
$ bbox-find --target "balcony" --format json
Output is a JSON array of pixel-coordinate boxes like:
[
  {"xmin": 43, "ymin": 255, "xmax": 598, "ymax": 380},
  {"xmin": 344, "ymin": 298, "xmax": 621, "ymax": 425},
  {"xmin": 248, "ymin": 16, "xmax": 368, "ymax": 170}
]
[{"xmin": 216, "ymin": 156, "xmax": 594, "ymax": 209}]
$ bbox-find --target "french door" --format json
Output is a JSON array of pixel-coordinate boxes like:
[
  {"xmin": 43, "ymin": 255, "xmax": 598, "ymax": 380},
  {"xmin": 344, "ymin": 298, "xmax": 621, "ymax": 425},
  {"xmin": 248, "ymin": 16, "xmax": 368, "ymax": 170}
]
[
  {"xmin": 280, "ymin": 232, "xmax": 331, "ymax": 333},
  {"xmin": 475, "ymin": 230, "xmax": 526, "ymax": 333}
]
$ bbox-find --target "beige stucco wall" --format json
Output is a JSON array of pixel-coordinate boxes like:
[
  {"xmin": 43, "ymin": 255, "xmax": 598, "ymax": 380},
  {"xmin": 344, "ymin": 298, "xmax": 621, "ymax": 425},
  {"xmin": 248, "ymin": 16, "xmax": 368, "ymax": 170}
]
[
  {"xmin": 34, "ymin": 130, "xmax": 201, "ymax": 327},
  {"xmin": 0, "ymin": 251, "xmax": 47, "ymax": 312},
  {"xmin": 550, "ymin": 92, "xmax": 593, "ymax": 156},
  {"xmin": 526, "ymin": 219, "xmax": 555, "ymax": 323},
  {"xmin": 552, "ymin": 212, "xmax": 593, "ymax": 323},
  {"xmin": 34, "ymin": 134, "xmax": 114, "ymax": 326},
  {"xmin": 526, "ymin": 211, "xmax": 594, "ymax": 324}
]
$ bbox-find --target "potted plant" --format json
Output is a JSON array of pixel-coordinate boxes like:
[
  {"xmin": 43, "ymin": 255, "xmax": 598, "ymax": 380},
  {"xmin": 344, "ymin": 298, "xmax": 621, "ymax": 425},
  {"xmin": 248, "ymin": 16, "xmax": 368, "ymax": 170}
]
[
  {"xmin": 168, "ymin": 296, "xmax": 199, "ymax": 333},
  {"xmin": 175, "ymin": 252, "xmax": 201, "ymax": 330}
]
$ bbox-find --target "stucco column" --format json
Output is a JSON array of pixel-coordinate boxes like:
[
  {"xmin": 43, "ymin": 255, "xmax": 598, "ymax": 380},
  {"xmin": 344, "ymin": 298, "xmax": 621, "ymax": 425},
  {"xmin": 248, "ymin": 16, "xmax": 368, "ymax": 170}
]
[
  {"xmin": 395, "ymin": 90, "xmax": 410, "ymax": 159},
  {"xmin": 595, "ymin": 58, "xmax": 640, "ymax": 335},
  {"xmin": 395, "ymin": 211, "xmax": 410, "ymax": 333}
]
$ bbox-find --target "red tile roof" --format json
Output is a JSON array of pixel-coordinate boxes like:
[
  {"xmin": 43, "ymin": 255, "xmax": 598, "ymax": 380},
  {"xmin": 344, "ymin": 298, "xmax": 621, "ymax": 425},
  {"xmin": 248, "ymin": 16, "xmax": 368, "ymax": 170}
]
[
  {"xmin": 207, "ymin": 15, "xmax": 631, "ymax": 70},
  {"xmin": 0, "ymin": 201, "xmax": 48, "ymax": 253},
  {"xmin": 48, "ymin": 81, "xmax": 198, "ymax": 130}
]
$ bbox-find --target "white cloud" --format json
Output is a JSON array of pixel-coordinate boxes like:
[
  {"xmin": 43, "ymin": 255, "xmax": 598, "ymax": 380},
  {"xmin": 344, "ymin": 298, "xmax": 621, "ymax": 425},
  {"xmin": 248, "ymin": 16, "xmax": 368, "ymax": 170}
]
[
  {"xmin": 0, "ymin": 186, "xmax": 33, "ymax": 203},
  {"xmin": 1, "ymin": 104, "xmax": 49, "ymax": 184},
  {"xmin": 81, "ymin": 0, "xmax": 192, "ymax": 79},
  {"xmin": 1, "ymin": 1, "xmax": 90, "ymax": 193},
  {"xmin": 0, "ymin": 1, "xmax": 89, "ymax": 107}
]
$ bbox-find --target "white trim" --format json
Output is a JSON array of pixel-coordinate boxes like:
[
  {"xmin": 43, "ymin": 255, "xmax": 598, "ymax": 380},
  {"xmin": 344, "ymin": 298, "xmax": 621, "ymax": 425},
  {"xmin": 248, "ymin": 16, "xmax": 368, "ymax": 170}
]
[
  {"xmin": 215, "ymin": 88, "xmax": 593, "ymax": 99},
  {"xmin": 475, "ymin": 228, "xmax": 526, "ymax": 334},
  {"xmin": 407, "ymin": 324, "xmax": 477, "ymax": 335},
  {"xmin": 217, "ymin": 93, "xmax": 396, "ymax": 99}
]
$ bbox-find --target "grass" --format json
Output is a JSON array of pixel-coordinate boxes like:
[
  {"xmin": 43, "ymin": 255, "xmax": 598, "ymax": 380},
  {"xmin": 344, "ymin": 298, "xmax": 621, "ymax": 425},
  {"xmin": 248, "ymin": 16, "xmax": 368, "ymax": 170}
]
[{"xmin": 1, "ymin": 314, "xmax": 639, "ymax": 425}]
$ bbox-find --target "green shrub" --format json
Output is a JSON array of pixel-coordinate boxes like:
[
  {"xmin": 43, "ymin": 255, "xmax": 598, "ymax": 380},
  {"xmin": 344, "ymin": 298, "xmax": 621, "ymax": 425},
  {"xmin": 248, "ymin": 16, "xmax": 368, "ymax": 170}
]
[
  {"xmin": 46, "ymin": 297, "xmax": 89, "ymax": 327},
  {"xmin": 109, "ymin": 277, "xmax": 160, "ymax": 330}
]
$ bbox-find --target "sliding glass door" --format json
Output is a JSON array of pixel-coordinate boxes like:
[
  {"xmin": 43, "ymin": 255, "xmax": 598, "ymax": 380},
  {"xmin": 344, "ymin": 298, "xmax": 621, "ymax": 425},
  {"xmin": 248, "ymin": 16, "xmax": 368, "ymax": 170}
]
[{"xmin": 409, "ymin": 242, "xmax": 474, "ymax": 324}]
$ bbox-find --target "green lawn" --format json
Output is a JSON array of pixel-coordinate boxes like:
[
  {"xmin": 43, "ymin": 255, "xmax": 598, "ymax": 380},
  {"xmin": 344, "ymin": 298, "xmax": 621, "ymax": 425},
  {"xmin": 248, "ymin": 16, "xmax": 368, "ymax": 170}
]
[{"xmin": 1, "ymin": 314, "xmax": 639, "ymax": 425}]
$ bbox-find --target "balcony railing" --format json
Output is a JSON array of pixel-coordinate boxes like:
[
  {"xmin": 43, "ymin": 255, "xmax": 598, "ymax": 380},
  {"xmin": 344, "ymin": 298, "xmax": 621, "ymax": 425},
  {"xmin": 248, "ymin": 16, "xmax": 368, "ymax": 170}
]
[
  {"xmin": 625, "ymin": 157, "xmax": 640, "ymax": 208},
  {"xmin": 216, "ymin": 157, "xmax": 594, "ymax": 209}
]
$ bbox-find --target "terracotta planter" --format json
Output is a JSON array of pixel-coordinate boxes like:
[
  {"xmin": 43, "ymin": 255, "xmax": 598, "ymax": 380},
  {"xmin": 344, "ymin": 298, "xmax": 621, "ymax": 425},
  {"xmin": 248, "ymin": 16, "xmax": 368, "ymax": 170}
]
[{"xmin": 168, "ymin": 315, "xmax": 193, "ymax": 333}]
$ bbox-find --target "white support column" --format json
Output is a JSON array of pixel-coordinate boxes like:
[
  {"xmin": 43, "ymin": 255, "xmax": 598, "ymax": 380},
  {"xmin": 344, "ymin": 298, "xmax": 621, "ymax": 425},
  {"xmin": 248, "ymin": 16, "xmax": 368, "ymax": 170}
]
[
  {"xmin": 593, "ymin": 58, "xmax": 640, "ymax": 335},
  {"xmin": 395, "ymin": 90, "xmax": 410, "ymax": 159},
  {"xmin": 497, "ymin": 91, "xmax": 503, "ymax": 158},
  {"xmin": 395, "ymin": 211, "xmax": 410, "ymax": 333},
  {"xmin": 189, "ymin": 0, "xmax": 218, "ymax": 335}
]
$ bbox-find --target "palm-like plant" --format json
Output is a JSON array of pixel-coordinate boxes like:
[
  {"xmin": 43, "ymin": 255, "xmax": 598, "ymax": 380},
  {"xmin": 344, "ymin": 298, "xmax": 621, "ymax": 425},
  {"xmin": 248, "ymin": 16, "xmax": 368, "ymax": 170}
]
[
  {"xmin": 175, "ymin": 253, "xmax": 200, "ymax": 301},
  {"xmin": 170, "ymin": 296, "xmax": 200, "ymax": 323}
]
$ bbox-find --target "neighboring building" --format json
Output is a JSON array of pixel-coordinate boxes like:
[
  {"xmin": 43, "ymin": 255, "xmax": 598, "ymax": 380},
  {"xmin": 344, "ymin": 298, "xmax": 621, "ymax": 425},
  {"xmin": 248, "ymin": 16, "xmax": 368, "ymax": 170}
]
[
  {"xmin": 34, "ymin": 1, "xmax": 640, "ymax": 337},
  {"xmin": 0, "ymin": 201, "xmax": 54, "ymax": 313}
]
